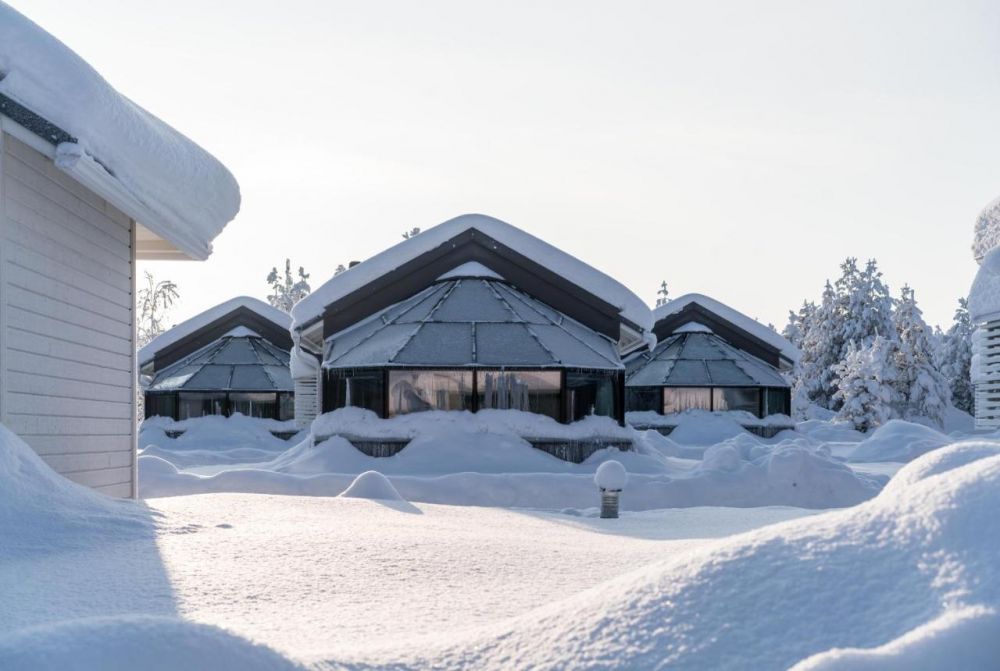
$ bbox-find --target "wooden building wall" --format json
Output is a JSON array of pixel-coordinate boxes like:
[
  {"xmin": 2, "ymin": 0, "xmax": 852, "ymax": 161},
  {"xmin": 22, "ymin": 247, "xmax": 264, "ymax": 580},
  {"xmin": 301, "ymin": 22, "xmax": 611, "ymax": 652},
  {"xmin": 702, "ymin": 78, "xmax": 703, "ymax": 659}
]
[{"xmin": 0, "ymin": 130, "xmax": 136, "ymax": 497}]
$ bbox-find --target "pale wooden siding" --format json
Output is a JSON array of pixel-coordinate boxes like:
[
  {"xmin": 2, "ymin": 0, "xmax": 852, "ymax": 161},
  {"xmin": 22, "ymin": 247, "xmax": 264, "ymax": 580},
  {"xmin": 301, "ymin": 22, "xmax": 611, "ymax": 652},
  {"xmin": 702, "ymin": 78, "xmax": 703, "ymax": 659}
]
[{"xmin": 0, "ymin": 131, "xmax": 136, "ymax": 497}]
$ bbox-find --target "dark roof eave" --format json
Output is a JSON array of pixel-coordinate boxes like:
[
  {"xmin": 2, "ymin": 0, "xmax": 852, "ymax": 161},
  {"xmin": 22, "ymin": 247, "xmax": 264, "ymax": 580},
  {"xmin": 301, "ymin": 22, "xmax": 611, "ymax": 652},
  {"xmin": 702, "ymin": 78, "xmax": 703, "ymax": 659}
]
[{"xmin": 0, "ymin": 92, "xmax": 76, "ymax": 146}]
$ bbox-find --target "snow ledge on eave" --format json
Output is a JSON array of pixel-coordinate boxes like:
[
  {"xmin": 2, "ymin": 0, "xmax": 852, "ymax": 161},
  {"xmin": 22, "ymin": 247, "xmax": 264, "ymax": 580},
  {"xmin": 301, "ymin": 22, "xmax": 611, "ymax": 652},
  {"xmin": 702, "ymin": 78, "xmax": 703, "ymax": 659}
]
[
  {"xmin": 138, "ymin": 297, "xmax": 291, "ymax": 367},
  {"xmin": 653, "ymin": 293, "xmax": 801, "ymax": 364},
  {"xmin": 291, "ymin": 213, "xmax": 654, "ymax": 336},
  {"xmin": 0, "ymin": 3, "xmax": 240, "ymax": 259}
]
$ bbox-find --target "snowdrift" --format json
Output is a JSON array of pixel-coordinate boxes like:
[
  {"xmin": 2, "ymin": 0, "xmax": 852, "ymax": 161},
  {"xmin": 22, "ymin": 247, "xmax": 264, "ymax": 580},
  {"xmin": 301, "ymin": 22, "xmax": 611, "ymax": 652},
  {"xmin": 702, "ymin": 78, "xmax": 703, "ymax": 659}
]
[
  {"xmin": 139, "ymin": 415, "xmax": 301, "ymax": 469},
  {"xmin": 0, "ymin": 615, "xmax": 304, "ymax": 671},
  {"xmin": 0, "ymin": 424, "xmax": 150, "ymax": 559},
  {"xmin": 848, "ymin": 420, "xmax": 950, "ymax": 463},
  {"xmin": 339, "ymin": 471, "xmax": 406, "ymax": 502},
  {"xmin": 384, "ymin": 442, "xmax": 1000, "ymax": 670}
]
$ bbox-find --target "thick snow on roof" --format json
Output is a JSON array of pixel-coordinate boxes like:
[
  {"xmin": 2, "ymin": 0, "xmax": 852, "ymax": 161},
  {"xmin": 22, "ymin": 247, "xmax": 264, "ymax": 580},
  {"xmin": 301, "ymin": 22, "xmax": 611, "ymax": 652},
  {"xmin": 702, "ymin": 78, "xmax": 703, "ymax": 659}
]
[
  {"xmin": 146, "ymin": 335, "xmax": 293, "ymax": 393},
  {"xmin": 969, "ymin": 247, "xmax": 1000, "ymax": 322},
  {"xmin": 972, "ymin": 195, "xmax": 1000, "ymax": 262},
  {"xmin": 139, "ymin": 296, "xmax": 291, "ymax": 367},
  {"xmin": 292, "ymin": 214, "xmax": 653, "ymax": 334},
  {"xmin": 0, "ymin": 3, "xmax": 240, "ymax": 259},
  {"xmin": 653, "ymin": 293, "xmax": 800, "ymax": 364}
]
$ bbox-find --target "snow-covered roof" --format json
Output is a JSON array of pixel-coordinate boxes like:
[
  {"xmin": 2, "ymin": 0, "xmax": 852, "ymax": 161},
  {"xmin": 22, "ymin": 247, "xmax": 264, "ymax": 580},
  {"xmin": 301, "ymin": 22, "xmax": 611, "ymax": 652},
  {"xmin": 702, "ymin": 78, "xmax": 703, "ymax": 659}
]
[
  {"xmin": 146, "ymin": 335, "xmax": 293, "ymax": 393},
  {"xmin": 292, "ymin": 214, "xmax": 653, "ymax": 335},
  {"xmin": 139, "ymin": 297, "xmax": 291, "ymax": 367},
  {"xmin": 323, "ymin": 277, "xmax": 622, "ymax": 370},
  {"xmin": 437, "ymin": 261, "xmax": 505, "ymax": 281},
  {"xmin": 653, "ymin": 293, "xmax": 800, "ymax": 364},
  {"xmin": 0, "ymin": 3, "xmax": 240, "ymax": 260},
  {"xmin": 625, "ymin": 331, "xmax": 789, "ymax": 388},
  {"xmin": 973, "ymin": 195, "xmax": 1000, "ymax": 262}
]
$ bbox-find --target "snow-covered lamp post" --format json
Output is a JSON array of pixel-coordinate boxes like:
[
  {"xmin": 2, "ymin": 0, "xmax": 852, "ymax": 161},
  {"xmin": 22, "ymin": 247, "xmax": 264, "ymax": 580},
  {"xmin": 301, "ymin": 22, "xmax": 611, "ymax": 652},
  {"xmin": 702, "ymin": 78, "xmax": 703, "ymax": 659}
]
[{"xmin": 594, "ymin": 460, "xmax": 628, "ymax": 519}]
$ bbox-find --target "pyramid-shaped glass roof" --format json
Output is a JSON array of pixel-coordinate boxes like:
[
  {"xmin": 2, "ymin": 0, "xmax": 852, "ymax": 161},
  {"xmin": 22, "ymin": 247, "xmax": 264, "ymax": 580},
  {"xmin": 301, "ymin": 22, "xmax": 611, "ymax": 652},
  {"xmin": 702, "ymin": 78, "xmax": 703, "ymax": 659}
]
[
  {"xmin": 323, "ymin": 277, "xmax": 622, "ymax": 370},
  {"xmin": 625, "ymin": 331, "xmax": 789, "ymax": 388},
  {"xmin": 146, "ymin": 335, "xmax": 293, "ymax": 393}
]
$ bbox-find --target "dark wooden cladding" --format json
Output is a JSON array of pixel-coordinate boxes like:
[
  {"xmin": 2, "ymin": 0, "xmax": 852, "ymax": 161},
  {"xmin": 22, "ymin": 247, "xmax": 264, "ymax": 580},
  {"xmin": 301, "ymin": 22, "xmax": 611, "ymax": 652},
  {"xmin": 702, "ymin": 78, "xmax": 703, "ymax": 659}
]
[
  {"xmin": 320, "ymin": 228, "xmax": 629, "ymax": 341},
  {"xmin": 151, "ymin": 307, "xmax": 294, "ymax": 372},
  {"xmin": 652, "ymin": 303, "xmax": 783, "ymax": 368}
]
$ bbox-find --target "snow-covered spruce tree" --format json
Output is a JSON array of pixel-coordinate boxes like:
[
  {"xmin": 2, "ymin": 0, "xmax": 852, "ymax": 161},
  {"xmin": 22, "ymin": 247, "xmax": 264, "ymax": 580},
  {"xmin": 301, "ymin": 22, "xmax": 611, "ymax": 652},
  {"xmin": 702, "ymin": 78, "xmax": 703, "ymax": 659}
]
[
  {"xmin": 137, "ymin": 271, "xmax": 179, "ymax": 347},
  {"xmin": 402, "ymin": 227, "xmax": 421, "ymax": 239},
  {"xmin": 266, "ymin": 259, "xmax": 312, "ymax": 313},
  {"xmin": 792, "ymin": 282, "xmax": 841, "ymax": 411},
  {"xmin": 835, "ymin": 258, "xmax": 895, "ymax": 359},
  {"xmin": 892, "ymin": 285, "xmax": 950, "ymax": 426},
  {"xmin": 782, "ymin": 300, "xmax": 816, "ymax": 349},
  {"xmin": 833, "ymin": 337, "xmax": 897, "ymax": 431},
  {"xmin": 936, "ymin": 297, "xmax": 974, "ymax": 414}
]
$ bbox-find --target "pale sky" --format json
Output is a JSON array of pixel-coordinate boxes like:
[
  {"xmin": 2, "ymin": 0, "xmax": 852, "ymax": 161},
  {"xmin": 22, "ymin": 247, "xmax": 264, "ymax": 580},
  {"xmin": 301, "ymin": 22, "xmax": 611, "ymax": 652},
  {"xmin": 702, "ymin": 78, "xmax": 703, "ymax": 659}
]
[{"xmin": 11, "ymin": 0, "xmax": 1000, "ymax": 329}]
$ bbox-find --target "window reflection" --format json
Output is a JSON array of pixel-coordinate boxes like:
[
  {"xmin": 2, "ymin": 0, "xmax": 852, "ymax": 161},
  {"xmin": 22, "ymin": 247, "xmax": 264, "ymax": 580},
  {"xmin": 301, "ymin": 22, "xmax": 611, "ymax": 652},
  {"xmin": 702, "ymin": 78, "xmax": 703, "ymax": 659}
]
[
  {"xmin": 177, "ymin": 393, "xmax": 226, "ymax": 419},
  {"xmin": 712, "ymin": 388, "xmax": 760, "ymax": 415},
  {"xmin": 478, "ymin": 370, "xmax": 561, "ymax": 420},
  {"xmin": 388, "ymin": 370, "xmax": 473, "ymax": 416},
  {"xmin": 566, "ymin": 371, "xmax": 616, "ymax": 421},
  {"xmin": 230, "ymin": 392, "xmax": 279, "ymax": 419}
]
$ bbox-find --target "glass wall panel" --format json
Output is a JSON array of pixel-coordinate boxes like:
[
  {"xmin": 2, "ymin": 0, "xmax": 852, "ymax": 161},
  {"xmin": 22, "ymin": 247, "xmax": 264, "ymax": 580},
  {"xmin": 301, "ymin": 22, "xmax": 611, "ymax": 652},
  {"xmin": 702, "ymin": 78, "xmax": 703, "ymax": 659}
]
[
  {"xmin": 626, "ymin": 387, "xmax": 662, "ymax": 413},
  {"xmin": 325, "ymin": 370, "xmax": 385, "ymax": 416},
  {"xmin": 478, "ymin": 370, "xmax": 561, "ymax": 420},
  {"xmin": 663, "ymin": 387, "xmax": 711, "ymax": 414},
  {"xmin": 713, "ymin": 387, "xmax": 761, "ymax": 416},
  {"xmin": 145, "ymin": 393, "xmax": 177, "ymax": 420},
  {"xmin": 230, "ymin": 392, "xmax": 279, "ymax": 419},
  {"xmin": 278, "ymin": 392, "xmax": 296, "ymax": 421},
  {"xmin": 766, "ymin": 388, "xmax": 791, "ymax": 417},
  {"xmin": 388, "ymin": 370, "xmax": 473, "ymax": 416},
  {"xmin": 566, "ymin": 371, "xmax": 616, "ymax": 421},
  {"xmin": 177, "ymin": 393, "xmax": 226, "ymax": 419}
]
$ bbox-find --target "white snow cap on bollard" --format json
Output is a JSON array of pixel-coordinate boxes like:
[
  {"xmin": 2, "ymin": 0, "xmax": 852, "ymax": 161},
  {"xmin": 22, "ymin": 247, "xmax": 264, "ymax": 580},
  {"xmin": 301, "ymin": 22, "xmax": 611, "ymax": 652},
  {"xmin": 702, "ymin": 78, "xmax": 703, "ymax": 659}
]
[
  {"xmin": 595, "ymin": 460, "xmax": 628, "ymax": 491},
  {"xmin": 595, "ymin": 460, "xmax": 627, "ymax": 519}
]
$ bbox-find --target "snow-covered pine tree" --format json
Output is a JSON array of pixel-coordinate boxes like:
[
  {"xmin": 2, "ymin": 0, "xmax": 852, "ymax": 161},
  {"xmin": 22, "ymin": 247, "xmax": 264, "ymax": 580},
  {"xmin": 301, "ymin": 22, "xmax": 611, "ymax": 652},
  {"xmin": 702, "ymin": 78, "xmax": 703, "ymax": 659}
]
[
  {"xmin": 892, "ymin": 285, "xmax": 950, "ymax": 426},
  {"xmin": 833, "ymin": 336, "xmax": 897, "ymax": 431},
  {"xmin": 836, "ymin": 258, "xmax": 895, "ymax": 358},
  {"xmin": 402, "ymin": 227, "xmax": 421, "ymax": 239},
  {"xmin": 655, "ymin": 281, "xmax": 670, "ymax": 307},
  {"xmin": 266, "ymin": 259, "xmax": 312, "ymax": 313},
  {"xmin": 937, "ymin": 297, "xmax": 974, "ymax": 414}
]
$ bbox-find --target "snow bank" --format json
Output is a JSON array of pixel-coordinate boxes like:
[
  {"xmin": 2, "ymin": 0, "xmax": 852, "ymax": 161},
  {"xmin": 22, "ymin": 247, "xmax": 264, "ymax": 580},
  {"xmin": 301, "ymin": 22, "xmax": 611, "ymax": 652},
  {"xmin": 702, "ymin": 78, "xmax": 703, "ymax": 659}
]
[
  {"xmin": 339, "ymin": 471, "xmax": 405, "ymax": 502},
  {"xmin": 653, "ymin": 293, "xmax": 800, "ymax": 364},
  {"xmin": 0, "ymin": 423, "xmax": 150, "ymax": 559},
  {"xmin": 0, "ymin": 615, "xmax": 304, "ymax": 671},
  {"xmin": 796, "ymin": 419, "xmax": 866, "ymax": 443},
  {"xmin": 138, "ymin": 297, "xmax": 289, "ymax": 367},
  {"xmin": 848, "ymin": 420, "xmax": 950, "ymax": 463},
  {"xmin": 0, "ymin": 3, "xmax": 240, "ymax": 259},
  {"xmin": 394, "ymin": 444, "xmax": 1000, "ymax": 669},
  {"xmin": 655, "ymin": 411, "xmax": 749, "ymax": 446},
  {"xmin": 312, "ymin": 407, "xmax": 634, "ymax": 442},
  {"xmin": 139, "ymin": 415, "xmax": 300, "ymax": 468},
  {"xmin": 291, "ymin": 213, "xmax": 654, "ymax": 335}
]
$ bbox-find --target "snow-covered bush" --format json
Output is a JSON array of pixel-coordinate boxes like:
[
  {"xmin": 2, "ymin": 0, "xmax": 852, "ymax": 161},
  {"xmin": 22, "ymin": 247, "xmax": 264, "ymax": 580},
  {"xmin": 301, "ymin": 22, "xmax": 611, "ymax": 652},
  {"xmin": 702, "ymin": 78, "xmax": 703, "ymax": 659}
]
[{"xmin": 832, "ymin": 337, "xmax": 897, "ymax": 432}]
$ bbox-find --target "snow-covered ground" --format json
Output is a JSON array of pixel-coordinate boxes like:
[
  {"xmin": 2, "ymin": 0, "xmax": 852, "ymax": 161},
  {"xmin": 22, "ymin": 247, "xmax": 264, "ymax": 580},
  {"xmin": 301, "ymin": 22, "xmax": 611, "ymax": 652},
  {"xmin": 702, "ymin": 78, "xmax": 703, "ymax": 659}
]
[{"xmin": 5, "ymin": 406, "xmax": 996, "ymax": 669}]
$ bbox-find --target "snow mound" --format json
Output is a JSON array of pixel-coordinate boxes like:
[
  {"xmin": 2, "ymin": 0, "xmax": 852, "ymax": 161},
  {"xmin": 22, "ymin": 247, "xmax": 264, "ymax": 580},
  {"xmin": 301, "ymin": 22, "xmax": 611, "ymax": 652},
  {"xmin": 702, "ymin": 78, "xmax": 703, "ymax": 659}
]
[
  {"xmin": 663, "ymin": 411, "xmax": 748, "ymax": 446},
  {"xmin": 339, "ymin": 471, "xmax": 405, "ymax": 502},
  {"xmin": 594, "ymin": 460, "xmax": 628, "ymax": 490},
  {"xmin": 848, "ymin": 420, "xmax": 950, "ymax": 463},
  {"xmin": 0, "ymin": 615, "xmax": 304, "ymax": 671},
  {"xmin": 400, "ymin": 443, "xmax": 1000, "ymax": 669},
  {"xmin": 0, "ymin": 423, "xmax": 150, "ymax": 559},
  {"xmin": 0, "ymin": 3, "xmax": 239, "ymax": 259},
  {"xmin": 795, "ymin": 419, "xmax": 865, "ymax": 443}
]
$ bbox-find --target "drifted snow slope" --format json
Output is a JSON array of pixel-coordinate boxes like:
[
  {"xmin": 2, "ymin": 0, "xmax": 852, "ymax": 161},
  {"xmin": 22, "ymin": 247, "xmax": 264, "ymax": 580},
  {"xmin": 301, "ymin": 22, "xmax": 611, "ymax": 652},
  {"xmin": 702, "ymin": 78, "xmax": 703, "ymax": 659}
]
[
  {"xmin": 0, "ymin": 2, "xmax": 239, "ymax": 259},
  {"xmin": 370, "ymin": 443, "xmax": 1000, "ymax": 670}
]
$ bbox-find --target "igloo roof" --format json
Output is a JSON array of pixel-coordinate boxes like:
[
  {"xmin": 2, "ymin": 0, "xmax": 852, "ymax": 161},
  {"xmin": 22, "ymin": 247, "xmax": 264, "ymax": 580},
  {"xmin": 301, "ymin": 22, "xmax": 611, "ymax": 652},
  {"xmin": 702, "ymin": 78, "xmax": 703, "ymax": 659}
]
[
  {"xmin": 323, "ymin": 276, "xmax": 622, "ymax": 370},
  {"xmin": 625, "ymin": 331, "xmax": 789, "ymax": 388},
  {"xmin": 146, "ymin": 335, "xmax": 293, "ymax": 393}
]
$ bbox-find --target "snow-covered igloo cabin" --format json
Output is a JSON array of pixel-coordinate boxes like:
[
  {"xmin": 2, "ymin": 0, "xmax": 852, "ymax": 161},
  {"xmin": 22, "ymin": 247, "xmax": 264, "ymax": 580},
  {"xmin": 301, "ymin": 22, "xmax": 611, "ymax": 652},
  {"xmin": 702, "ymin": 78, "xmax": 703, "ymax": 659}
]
[
  {"xmin": 0, "ymin": 5, "xmax": 240, "ymax": 496},
  {"xmin": 625, "ymin": 294, "xmax": 798, "ymax": 434},
  {"xmin": 140, "ymin": 298, "xmax": 294, "ymax": 421},
  {"xmin": 289, "ymin": 214, "xmax": 654, "ymax": 435},
  {"xmin": 969, "ymin": 196, "xmax": 1000, "ymax": 428}
]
